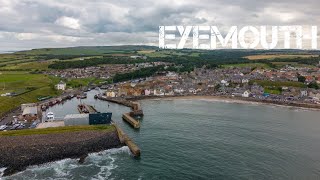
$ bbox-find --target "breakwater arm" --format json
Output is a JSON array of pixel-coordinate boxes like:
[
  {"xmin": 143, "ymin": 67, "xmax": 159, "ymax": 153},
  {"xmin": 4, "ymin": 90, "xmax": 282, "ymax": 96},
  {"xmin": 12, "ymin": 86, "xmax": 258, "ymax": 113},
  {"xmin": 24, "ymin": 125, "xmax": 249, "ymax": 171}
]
[
  {"xmin": 97, "ymin": 95, "xmax": 143, "ymax": 129},
  {"xmin": 0, "ymin": 125, "xmax": 123, "ymax": 177},
  {"xmin": 113, "ymin": 124, "xmax": 140, "ymax": 157}
]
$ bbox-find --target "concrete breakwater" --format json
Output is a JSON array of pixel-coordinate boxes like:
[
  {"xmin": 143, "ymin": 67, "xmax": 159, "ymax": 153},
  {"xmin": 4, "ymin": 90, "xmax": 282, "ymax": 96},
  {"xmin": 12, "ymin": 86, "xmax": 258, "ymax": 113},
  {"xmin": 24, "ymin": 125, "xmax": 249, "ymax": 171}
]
[
  {"xmin": 113, "ymin": 124, "xmax": 140, "ymax": 157},
  {"xmin": 0, "ymin": 128, "xmax": 123, "ymax": 177},
  {"xmin": 122, "ymin": 113, "xmax": 140, "ymax": 128},
  {"xmin": 96, "ymin": 95, "xmax": 143, "ymax": 129}
]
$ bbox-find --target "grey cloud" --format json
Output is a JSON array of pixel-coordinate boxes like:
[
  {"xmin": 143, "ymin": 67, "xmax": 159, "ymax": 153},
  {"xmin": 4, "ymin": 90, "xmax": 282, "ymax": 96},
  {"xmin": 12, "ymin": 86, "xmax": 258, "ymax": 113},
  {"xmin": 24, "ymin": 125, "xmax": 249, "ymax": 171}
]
[{"xmin": 0, "ymin": 0, "xmax": 319, "ymax": 51}]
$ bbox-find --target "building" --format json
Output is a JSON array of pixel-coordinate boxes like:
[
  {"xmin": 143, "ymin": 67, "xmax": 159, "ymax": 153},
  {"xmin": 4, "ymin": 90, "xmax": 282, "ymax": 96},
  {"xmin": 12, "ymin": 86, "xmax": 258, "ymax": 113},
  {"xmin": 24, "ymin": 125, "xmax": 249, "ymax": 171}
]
[
  {"xmin": 242, "ymin": 90, "xmax": 250, "ymax": 98},
  {"xmin": 22, "ymin": 106, "xmax": 38, "ymax": 121},
  {"xmin": 64, "ymin": 113, "xmax": 112, "ymax": 126},
  {"xmin": 56, "ymin": 81, "xmax": 66, "ymax": 90},
  {"xmin": 106, "ymin": 91, "xmax": 116, "ymax": 97},
  {"xmin": 144, "ymin": 89, "xmax": 151, "ymax": 96}
]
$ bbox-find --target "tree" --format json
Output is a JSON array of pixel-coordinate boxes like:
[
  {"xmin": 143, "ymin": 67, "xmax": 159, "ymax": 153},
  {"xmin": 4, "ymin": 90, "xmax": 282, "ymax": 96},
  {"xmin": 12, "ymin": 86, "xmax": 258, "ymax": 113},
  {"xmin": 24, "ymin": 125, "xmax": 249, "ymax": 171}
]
[
  {"xmin": 297, "ymin": 75, "xmax": 306, "ymax": 83},
  {"xmin": 307, "ymin": 81, "xmax": 319, "ymax": 89},
  {"xmin": 214, "ymin": 84, "xmax": 221, "ymax": 91}
]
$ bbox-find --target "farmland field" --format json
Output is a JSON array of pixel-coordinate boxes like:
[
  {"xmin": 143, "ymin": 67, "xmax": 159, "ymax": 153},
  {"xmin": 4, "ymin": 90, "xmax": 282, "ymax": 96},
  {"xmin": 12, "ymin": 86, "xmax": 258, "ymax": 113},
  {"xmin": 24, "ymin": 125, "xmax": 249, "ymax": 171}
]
[
  {"xmin": 0, "ymin": 71, "xmax": 60, "ymax": 117},
  {"xmin": 222, "ymin": 63, "xmax": 270, "ymax": 68},
  {"xmin": 245, "ymin": 54, "xmax": 319, "ymax": 60},
  {"xmin": 1, "ymin": 61, "xmax": 54, "ymax": 70}
]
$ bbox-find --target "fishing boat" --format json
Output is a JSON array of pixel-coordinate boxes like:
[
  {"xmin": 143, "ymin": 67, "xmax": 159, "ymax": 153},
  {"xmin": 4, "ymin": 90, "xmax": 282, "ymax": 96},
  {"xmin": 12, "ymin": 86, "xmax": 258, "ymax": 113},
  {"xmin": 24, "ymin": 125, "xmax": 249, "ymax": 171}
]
[
  {"xmin": 77, "ymin": 93, "xmax": 87, "ymax": 99},
  {"xmin": 46, "ymin": 112, "xmax": 55, "ymax": 121}
]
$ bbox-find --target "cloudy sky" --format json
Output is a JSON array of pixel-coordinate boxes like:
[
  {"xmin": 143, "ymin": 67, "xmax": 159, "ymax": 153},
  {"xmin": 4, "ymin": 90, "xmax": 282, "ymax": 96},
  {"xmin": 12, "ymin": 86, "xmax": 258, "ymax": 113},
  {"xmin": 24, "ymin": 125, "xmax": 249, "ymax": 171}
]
[{"xmin": 0, "ymin": 0, "xmax": 319, "ymax": 51}]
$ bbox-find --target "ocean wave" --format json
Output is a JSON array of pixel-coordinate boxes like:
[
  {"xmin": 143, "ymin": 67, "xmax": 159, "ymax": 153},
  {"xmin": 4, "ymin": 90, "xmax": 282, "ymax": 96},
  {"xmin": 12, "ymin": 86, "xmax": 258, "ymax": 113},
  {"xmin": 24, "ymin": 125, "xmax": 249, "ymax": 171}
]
[
  {"xmin": 0, "ymin": 168, "xmax": 5, "ymax": 179},
  {"xmin": 3, "ymin": 146, "xmax": 130, "ymax": 180}
]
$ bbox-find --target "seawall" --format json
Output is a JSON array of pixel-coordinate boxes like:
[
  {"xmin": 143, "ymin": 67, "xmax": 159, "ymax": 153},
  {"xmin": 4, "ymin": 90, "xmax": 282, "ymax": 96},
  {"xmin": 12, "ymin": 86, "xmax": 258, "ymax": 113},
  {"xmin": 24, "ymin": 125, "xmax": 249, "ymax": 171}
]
[{"xmin": 0, "ymin": 128, "xmax": 124, "ymax": 177}]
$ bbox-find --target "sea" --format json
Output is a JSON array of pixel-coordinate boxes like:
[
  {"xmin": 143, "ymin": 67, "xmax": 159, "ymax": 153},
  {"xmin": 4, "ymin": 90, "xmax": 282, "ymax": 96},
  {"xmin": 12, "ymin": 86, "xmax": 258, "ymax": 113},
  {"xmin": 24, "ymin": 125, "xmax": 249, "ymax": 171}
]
[{"xmin": 2, "ymin": 90, "xmax": 320, "ymax": 180}]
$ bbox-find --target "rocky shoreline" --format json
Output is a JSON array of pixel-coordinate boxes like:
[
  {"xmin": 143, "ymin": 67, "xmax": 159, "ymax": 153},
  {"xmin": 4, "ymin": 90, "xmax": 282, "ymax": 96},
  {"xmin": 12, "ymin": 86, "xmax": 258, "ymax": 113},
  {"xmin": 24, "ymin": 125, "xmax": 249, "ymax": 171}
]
[{"xmin": 0, "ymin": 129, "xmax": 124, "ymax": 177}]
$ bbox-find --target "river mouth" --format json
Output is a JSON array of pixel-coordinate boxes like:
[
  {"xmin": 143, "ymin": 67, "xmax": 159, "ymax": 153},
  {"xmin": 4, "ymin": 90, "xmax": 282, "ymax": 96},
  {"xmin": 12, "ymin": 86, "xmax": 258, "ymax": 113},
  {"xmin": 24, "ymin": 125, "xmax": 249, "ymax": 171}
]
[{"xmin": 6, "ymin": 90, "xmax": 320, "ymax": 179}]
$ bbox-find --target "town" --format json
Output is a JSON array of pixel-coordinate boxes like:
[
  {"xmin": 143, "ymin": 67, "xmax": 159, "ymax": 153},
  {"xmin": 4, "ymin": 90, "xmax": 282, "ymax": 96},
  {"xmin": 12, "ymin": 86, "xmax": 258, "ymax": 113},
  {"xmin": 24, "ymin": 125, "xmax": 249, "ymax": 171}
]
[{"xmin": 77, "ymin": 62, "xmax": 320, "ymax": 105}]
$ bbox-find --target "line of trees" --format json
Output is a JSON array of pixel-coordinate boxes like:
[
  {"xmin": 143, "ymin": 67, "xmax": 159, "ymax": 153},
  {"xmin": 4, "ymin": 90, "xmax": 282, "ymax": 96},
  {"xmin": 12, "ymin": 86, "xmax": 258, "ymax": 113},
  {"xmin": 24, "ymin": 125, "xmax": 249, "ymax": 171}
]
[
  {"xmin": 113, "ymin": 66, "xmax": 164, "ymax": 83},
  {"xmin": 48, "ymin": 57, "xmax": 148, "ymax": 69}
]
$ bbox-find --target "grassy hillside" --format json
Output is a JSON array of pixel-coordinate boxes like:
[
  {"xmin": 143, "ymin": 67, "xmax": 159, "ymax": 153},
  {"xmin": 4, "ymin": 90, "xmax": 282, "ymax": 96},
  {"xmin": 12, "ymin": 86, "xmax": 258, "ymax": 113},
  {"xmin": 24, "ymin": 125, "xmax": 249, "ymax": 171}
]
[
  {"xmin": 0, "ymin": 71, "xmax": 60, "ymax": 117},
  {"xmin": 0, "ymin": 125, "xmax": 114, "ymax": 136},
  {"xmin": 16, "ymin": 45, "xmax": 158, "ymax": 55}
]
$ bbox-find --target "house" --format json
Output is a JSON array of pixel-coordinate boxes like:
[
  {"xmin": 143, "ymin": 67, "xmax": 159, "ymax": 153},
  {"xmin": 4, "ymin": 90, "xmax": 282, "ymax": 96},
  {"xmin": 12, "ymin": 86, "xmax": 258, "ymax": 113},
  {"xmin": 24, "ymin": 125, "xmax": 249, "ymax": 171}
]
[
  {"xmin": 309, "ymin": 90, "xmax": 320, "ymax": 99},
  {"xmin": 165, "ymin": 91, "xmax": 174, "ymax": 96},
  {"xmin": 154, "ymin": 89, "xmax": 165, "ymax": 96},
  {"xmin": 250, "ymin": 84, "xmax": 264, "ymax": 95},
  {"xmin": 174, "ymin": 88, "xmax": 185, "ymax": 94},
  {"xmin": 106, "ymin": 91, "xmax": 116, "ymax": 97},
  {"xmin": 300, "ymin": 89, "xmax": 308, "ymax": 97},
  {"xmin": 56, "ymin": 81, "xmax": 66, "ymax": 90},
  {"xmin": 22, "ymin": 106, "xmax": 38, "ymax": 121},
  {"xmin": 241, "ymin": 78, "xmax": 249, "ymax": 84},
  {"xmin": 133, "ymin": 89, "xmax": 141, "ymax": 96},
  {"xmin": 242, "ymin": 90, "xmax": 250, "ymax": 98},
  {"xmin": 221, "ymin": 80, "xmax": 229, "ymax": 86},
  {"xmin": 188, "ymin": 88, "xmax": 197, "ymax": 94},
  {"xmin": 144, "ymin": 89, "xmax": 151, "ymax": 96}
]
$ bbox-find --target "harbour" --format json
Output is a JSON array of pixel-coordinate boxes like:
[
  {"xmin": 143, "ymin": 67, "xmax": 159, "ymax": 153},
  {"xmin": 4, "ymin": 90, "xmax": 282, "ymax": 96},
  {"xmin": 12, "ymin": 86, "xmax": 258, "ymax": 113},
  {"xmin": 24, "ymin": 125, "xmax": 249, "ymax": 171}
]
[{"xmin": 5, "ymin": 90, "xmax": 320, "ymax": 179}]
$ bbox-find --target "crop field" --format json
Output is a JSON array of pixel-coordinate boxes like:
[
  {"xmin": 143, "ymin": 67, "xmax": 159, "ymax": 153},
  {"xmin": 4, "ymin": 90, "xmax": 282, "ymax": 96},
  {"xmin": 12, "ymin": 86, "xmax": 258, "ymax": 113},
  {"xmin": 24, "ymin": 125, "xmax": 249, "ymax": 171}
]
[
  {"xmin": 1, "ymin": 61, "xmax": 54, "ymax": 70},
  {"xmin": 245, "ymin": 54, "xmax": 319, "ymax": 60},
  {"xmin": 222, "ymin": 63, "xmax": 270, "ymax": 68}
]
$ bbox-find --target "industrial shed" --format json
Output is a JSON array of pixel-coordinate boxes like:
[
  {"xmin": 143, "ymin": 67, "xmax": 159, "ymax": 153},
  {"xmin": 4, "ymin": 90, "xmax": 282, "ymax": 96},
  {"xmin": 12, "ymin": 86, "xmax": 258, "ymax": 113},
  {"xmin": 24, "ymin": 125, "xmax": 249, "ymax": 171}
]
[
  {"xmin": 64, "ymin": 114, "xmax": 89, "ymax": 126},
  {"xmin": 64, "ymin": 113, "xmax": 112, "ymax": 126},
  {"xmin": 89, "ymin": 113, "xmax": 112, "ymax": 125}
]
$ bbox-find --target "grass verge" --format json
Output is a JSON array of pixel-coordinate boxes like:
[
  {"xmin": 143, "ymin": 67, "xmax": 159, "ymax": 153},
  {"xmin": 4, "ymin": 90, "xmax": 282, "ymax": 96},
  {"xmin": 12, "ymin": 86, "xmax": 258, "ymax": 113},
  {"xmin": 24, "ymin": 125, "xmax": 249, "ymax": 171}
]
[{"xmin": 0, "ymin": 125, "xmax": 115, "ymax": 136}]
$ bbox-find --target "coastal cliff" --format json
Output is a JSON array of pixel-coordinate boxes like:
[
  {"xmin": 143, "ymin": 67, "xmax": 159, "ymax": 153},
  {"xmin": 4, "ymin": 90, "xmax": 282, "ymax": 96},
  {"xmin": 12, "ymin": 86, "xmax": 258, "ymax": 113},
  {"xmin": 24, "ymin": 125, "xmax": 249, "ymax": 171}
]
[{"xmin": 0, "ymin": 126, "xmax": 123, "ymax": 176}]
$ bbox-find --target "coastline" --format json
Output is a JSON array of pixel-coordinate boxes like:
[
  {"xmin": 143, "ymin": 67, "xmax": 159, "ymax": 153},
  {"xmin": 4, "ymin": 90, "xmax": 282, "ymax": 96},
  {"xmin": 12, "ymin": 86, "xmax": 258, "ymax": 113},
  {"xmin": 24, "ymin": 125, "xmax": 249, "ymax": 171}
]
[{"xmin": 128, "ymin": 95, "xmax": 320, "ymax": 111}]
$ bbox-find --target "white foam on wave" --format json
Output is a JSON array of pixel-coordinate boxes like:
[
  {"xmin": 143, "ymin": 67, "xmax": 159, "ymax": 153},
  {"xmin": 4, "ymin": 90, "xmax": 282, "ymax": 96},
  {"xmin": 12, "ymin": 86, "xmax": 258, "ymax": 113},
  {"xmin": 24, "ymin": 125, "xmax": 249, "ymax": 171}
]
[
  {"xmin": 89, "ymin": 146, "xmax": 131, "ymax": 180},
  {"xmin": 0, "ymin": 168, "xmax": 6, "ymax": 179},
  {"xmin": 4, "ymin": 146, "xmax": 130, "ymax": 180}
]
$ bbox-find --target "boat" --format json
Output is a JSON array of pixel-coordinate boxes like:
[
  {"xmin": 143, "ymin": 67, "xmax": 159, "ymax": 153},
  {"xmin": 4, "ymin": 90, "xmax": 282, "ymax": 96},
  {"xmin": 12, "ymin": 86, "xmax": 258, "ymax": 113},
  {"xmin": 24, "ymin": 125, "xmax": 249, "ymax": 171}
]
[
  {"xmin": 77, "ymin": 93, "xmax": 87, "ymax": 99},
  {"xmin": 46, "ymin": 112, "xmax": 55, "ymax": 121}
]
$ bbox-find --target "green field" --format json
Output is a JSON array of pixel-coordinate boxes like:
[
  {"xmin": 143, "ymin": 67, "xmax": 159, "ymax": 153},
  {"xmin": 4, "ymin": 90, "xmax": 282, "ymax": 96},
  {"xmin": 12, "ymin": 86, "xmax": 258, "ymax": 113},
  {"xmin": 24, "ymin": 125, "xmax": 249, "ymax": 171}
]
[
  {"xmin": 222, "ymin": 63, "xmax": 270, "ymax": 69},
  {"xmin": 16, "ymin": 45, "xmax": 157, "ymax": 55},
  {"xmin": 0, "ymin": 125, "xmax": 114, "ymax": 136},
  {"xmin": 0, "ymin": 71, "xmax": 61, "ymax": 117},
  {"xmin": 66, "ymin": 77, "xmax": 101, "ymax": 88},
  {"xmin": 1, "ymin": 61, "xmax": 54, "ymax": 70},
  {"xmin": 251, "ymin": 80, "xmax": 307, "ymax": 88},
  {"xmin": 245, "ymin": 54, "xmax": 319, "ymax": 60}
]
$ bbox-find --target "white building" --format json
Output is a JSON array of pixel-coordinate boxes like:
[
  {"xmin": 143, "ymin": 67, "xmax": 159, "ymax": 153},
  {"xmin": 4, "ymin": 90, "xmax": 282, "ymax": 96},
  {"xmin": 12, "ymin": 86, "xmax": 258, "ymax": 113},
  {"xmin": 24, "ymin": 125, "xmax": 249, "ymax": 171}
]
[
  {"xmin": 106, "ymin": 91, "xmax": 116, "ymax": 97},
  {"xmin": 154, "ymin": 89, "xmax": 165, "ymax": 96},
  {"xmin": 242, "ymin": 90, "xmax": 250, "ymax": 98},
  {"xmin": 56, "ymin": 81, "xmax": 66, "ymax": 90}
]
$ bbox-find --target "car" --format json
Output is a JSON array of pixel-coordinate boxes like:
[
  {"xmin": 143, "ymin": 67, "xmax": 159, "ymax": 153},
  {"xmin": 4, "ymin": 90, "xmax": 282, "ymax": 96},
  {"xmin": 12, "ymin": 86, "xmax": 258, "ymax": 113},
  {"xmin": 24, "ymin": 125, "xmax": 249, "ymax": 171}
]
[
  {"xmin": 10, "ymin": 124, "xmax": 20, "ymax": 130},
  {"xmin": 16, "ymin": 125, "xmax": 24, "ymax": 130},
  {"xmin": 29, "ymin": 121, "xmax": 39, "ymax": 129},
  {"xmin": 0, "ymin": 125, "xmax": 7, "ymax": 131}
]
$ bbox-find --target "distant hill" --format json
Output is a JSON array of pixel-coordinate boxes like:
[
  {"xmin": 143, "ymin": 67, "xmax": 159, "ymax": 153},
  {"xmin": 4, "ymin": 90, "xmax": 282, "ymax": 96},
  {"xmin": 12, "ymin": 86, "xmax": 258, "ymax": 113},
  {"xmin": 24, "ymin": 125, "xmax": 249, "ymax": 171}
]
[{"xmin": 15, "ymin": 45, "xmax": 159, "ymax": 55}]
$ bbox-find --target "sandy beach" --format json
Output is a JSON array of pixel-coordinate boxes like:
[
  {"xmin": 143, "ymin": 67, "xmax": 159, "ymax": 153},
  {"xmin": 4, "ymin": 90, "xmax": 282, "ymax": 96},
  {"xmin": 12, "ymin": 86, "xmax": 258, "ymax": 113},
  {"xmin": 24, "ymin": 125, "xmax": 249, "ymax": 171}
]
[{"xmin": 140, "ymin": 95, "xmax": 320, "ymax": 111}]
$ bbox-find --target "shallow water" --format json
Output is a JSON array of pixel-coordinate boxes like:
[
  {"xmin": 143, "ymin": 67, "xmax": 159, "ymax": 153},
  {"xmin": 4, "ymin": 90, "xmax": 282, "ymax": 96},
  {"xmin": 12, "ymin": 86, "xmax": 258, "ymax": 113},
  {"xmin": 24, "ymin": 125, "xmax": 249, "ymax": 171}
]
[{"xmin": 5, "ymin": 90, "xmax": 320, "ymax": 179}]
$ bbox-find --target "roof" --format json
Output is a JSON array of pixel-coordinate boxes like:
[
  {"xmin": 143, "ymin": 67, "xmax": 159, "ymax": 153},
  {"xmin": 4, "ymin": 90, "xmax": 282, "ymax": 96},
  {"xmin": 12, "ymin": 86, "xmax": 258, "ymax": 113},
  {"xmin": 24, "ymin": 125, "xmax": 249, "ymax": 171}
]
[
  {"xmin": 64, "ymin": 114, "xmax": 89, "ymax": 119},
  {"xmin": 22, "ymin": 107, "xmax": 38, "ymax": 115}
]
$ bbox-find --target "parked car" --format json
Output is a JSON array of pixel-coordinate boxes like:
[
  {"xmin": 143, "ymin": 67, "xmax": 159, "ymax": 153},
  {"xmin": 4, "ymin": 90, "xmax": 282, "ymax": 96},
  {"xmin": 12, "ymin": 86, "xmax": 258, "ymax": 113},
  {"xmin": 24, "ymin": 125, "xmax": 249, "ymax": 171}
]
[
  {"xmin": 16, "ymin": 124, "xmax": 24, "ymax": 130},
  {"xmin": 29, "ymin": 121, "xmax": 39, "ymax": 129},
  {"xmin": 0, "ymin": 125, "xmax": 7, "ymax": 131},
  {"xmin": 10, "ymin": 124, "xmax": 20, "ymax": 130}
]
